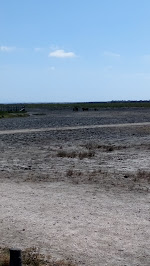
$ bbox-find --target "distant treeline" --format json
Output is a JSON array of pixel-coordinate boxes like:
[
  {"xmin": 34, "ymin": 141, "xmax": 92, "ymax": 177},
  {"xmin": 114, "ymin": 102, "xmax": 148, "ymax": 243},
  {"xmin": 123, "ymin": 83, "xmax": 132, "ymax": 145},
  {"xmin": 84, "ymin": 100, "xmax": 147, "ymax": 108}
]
[
  {"xmin": 0, "ymin": 105, "xmax": 25, "ymax": 112},
  {"xmin": 25, "ymin": 100, "xmax": 150, "ymax": 110},
  {"xmin": 1, "ymin": 101, "xmax": 150, "ymax": 111}
]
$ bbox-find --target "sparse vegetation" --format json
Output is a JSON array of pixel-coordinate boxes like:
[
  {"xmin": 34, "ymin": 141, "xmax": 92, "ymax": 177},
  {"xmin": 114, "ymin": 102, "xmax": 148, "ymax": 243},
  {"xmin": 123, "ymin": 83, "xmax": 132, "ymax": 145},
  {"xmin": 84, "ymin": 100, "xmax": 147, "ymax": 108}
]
[
  {"xmin": 66, "ymin": 169, "xmax": 74, "ymax": 177},
  {"xmin": 66, "ymin": 169, "xmax": 82, "ymax": 178},
  {"xmin": 0, "ymin": 248, "xmax": 9, "ymax": 266},
  {"xmin": 134, "ymin": 170, "xmax": 150, "ymax": 183},
  {"xmin": 84, "ymin": 141, "xmax": 97, "ymax": 150},
  {"xmin": 0, "ymin": 111, "xmax": 29, "ymax": 119},
  {"xmin": 65, "ymin": 167, "xmax": 110, "ymax": 184},
  {"xmin": 57, "ymin": 150, "xmax": 77, "ymax": 158},
  {"xmin": 57, "ymin": 150, "xmax": 95, "ymax": 160},
  {"xmin": 23, "ymin": 100, "xmax": 150, "ymax": 110},
  {"xmin": 83, "ymin": 141, "xmax": 127, "ymax": 152},
  {"xmin": 1, "ymin": 101, "xmax": 149, "ymax": 114},
  {"xmin": 78, "ymin": 150, "xmax": 95, "ymax": 159},
  {"xmin": 32, "ymin": 113, "xmax": 46, "ymax": 116},
  {"xmin": 0, "ymin": 247, "xmax": 76, "ymax": 266}
]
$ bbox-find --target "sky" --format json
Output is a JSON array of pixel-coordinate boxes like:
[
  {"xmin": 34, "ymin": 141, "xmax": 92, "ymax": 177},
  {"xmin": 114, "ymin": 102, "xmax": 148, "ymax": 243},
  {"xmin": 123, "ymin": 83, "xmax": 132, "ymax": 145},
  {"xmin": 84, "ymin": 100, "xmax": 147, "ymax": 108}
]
[{"xmin": 0, "ymin": 0, "xmax": 150, "ymax": 103}]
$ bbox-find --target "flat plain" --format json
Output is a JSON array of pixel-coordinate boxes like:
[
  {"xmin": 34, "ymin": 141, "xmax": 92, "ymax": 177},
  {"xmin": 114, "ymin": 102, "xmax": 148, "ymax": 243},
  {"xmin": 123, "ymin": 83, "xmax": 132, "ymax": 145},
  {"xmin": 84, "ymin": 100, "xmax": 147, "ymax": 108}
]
[{"xmin": 0, "ymin": 107, "xmax": 150, "ymax": 265}]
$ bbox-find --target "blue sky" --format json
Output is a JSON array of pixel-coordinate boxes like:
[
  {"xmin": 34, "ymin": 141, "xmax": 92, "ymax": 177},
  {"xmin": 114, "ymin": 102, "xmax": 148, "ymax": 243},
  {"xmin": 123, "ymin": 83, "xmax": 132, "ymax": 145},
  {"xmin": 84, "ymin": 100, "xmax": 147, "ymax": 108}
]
[{"xmin": 0, "ymin": 0, "xmax": 150, "ymax": 103}]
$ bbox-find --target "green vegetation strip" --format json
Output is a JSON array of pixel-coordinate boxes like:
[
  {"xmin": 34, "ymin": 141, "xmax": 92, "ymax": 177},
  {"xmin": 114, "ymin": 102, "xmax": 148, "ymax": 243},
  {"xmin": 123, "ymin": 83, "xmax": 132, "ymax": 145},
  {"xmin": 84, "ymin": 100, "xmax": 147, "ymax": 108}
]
[
  {"xmin": 0, "ymin": 112, "xmax": 29, "ymax": 119},
  {"xmin": 25, "ymin": 101, "xmax": 150, "ymax": 110},
  {"xmin": 1, "ymin": 101, "xmax": 150, "ymax": 113}
]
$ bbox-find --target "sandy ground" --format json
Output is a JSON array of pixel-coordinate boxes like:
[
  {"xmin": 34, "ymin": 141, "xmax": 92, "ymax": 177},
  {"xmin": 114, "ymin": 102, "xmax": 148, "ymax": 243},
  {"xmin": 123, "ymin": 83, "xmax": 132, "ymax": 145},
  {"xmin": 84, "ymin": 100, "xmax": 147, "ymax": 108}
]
[{"xmin": 0, "ymin": 109, "xmax": 150, "ymax": 265}]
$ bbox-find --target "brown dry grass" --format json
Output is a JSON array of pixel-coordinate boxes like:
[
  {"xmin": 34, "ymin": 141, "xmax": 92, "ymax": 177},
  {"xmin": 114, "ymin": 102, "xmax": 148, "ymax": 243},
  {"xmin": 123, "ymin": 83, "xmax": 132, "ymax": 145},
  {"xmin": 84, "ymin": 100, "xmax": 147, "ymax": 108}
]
[
  {"xmin": 83, "ymin": 141, "xmax": 127, "ymax": 152},
  {"xmin": 0, "ymin": 248, "xmax": 9, "ymax": 266},
  {"xmin": 57, "ymin": 150, "xmax": 95, "ymax": 160},
  {"xmin": 0, "ymin": 247, "xmax": 76, "ymax": 266},
  {"xmin": 134, "ymin": 170, "xmax": 150, "ymax": 183}
]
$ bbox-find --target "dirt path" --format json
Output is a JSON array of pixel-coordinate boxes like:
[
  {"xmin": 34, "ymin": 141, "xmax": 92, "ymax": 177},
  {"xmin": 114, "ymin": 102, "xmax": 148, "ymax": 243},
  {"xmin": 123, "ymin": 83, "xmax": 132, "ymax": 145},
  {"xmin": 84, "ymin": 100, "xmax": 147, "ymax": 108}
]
[
  {"xmin": 0, "ymin": 121, "xmax": 150, "ymax": 135},
  {"xmin": 0, "ymin": 180, "xmax": 150, "ymax": 266}
]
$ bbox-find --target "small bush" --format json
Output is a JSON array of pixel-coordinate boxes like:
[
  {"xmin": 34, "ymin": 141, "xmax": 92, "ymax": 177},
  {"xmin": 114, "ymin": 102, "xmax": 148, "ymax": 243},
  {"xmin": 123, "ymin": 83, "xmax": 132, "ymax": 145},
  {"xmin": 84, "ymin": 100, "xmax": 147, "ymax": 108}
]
[
  {"xmin": 0, "ymin": 247, "xmax": 76, "ymax": 266},
  {"xmin": 85, "ymin": 142, "xmax": 96, "ymax": 150},
  {"xmin": 0, "ymin": 248, "xmax": 9, "ymax": 266},
  {"xmin": 79, "ymin": 151, "xmax": 95, "ymax": 160},
  {"xmin": 84, "ymin": 142, "xmax": 126, "ymax": 152},
  {"xmin": 66, "ymin": 169, "xmax": 82, "ymax": 178},
  {"xmin": 135, "ymin": 170, "xmax": 150, "ymax": 182},
  {"xmin": 66, "ymin": 169, "xmax": 74, "ymax": 177},
  {"xmin": 57, "ymin": 150, "xmax": 95, "ymax": 160},
  {"xmin": 33, "ymin": 113, "xmax": 46, "ymax": 116},
  {"xmin": 22, "ymin": 247, "xmax": 44, "ymax": 266},
  {"xmin": 57, "ymin": 151, "xmax": 77, "ymax": 158},
  {"xmin": 106, "ymin": 146, "xmax": 114, "ymax": 152}
]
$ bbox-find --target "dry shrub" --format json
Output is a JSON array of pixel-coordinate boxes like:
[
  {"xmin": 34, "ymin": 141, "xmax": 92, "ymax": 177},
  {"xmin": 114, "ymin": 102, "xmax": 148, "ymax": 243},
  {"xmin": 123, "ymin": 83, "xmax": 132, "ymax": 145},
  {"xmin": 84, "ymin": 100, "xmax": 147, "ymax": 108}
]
[
  {"xmin": 78, "ymin": 150, "xmax": 95, "ymax": 160},
  {"xmin": 57, "ymin": 151, "xmax": 77, "ymax": 158},
  {"xmin": 57, "ymin": 150, "xmax": 95, "ymax": 160},
  {"xmin": 0, "ymin": 248, "xmax": 9, "ymax": 266},
  {"xmin": 22, "ymin": 247, "xmax": 45, "ymax": 266},
  {"xmin": 105, "ymin": 144, "xmax": 127, "ymax": 151},
  {"xmin": 57, "ymin": 150, "xmax": 68, "ymax": 158},
  {"xmin": 0, "ymin": 247, "xmax": 76, "ymax": 266},
  {"xmin": 105, "ymin": 146, "xmax": 114, "ymax": 152},
  {"xmin": 84, "ymin": 141, "xmax": 110, "ymax": 151},
  {"xmin": 135, "ymin": 170, "xmax": 150, "ymax": 183},
  {"xmin": 66, "ymin": 169, "xmax": 82, "ymax": 178},
  {"xmin": 66, "ymin": 169, "xmax": 73, "ymax": 177},
  {"xmin": 84, "ymin": 142, "xmax": 96, "ymax": 150},
  {"xmin": 50, "ymin": 260, "xmax": 76, "ymax": 266},
  {"xmin": 98, "ymin": 144, "xmax": 115, "ymax": 152},
  {"xmin": 88, "ymin": 169, "xmax": 108, "ymax": 182},
  {"xmin": 84, "ymin": 142, "xmax": 127, "ymax": 152}
]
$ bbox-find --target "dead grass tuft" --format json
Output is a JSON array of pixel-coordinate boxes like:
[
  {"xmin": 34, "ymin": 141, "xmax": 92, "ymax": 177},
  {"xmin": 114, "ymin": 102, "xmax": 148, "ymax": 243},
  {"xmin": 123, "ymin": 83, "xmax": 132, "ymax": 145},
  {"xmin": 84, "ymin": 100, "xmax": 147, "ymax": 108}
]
[
  {"xmin": 83, "ymin": 141, "xmax": 127, "ymax": 152},
  {"xmin": 66, "ymin": 169, "xmax": 82, "ymax": 178},
  {"xmin": 84, "ymin": 142, "xmax": 96, "ymax": 150},
  {"xmin": 0, "ymin": 247, "xmax": 76, "ymax": 266},
  {"xmin": 57, "ymin": 150, "xmax": 95, "ymax": 160},
  {"xmin": 78, "ymin": 150, "xmax": 95, "ymax": 160},
  {"xmin": 135, "ymin": 170, "xmax": 150, "ymax": 183},
  {"xmin": 66, "ymin": 169, "xmax": 74, "ymax": 177},
  {"xmin": 22, "ymin": 247, "xmax": 45, "ymax": 266},
  {"xmin": 0, "ymin": 248, "xmax": 9, "ymax": 266},
  {"xmin": 57, "ymin": 151, "xmax": 77, "ymax": 158}
]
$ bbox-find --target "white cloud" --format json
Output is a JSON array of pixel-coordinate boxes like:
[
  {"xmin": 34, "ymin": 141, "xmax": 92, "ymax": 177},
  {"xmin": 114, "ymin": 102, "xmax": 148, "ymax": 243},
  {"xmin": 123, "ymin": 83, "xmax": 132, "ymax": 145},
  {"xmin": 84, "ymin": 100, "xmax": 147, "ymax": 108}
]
[
  {"xmin": 104, "ymin": 51, "xmax": 120, "ymax": 57},
  {"xmin": 49, "ymin": 49, "xmax": 76, "ymax": 58},
  {"xmin": 0, "ymin": 46, "xmax": 15, "ymax": 52}
]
